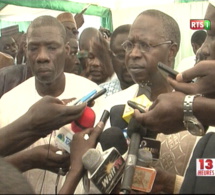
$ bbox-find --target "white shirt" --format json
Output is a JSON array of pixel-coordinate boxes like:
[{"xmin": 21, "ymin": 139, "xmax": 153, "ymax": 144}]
[{"xmin": 176, "ymin": 55, "xmax": 196, "ymax": 72}]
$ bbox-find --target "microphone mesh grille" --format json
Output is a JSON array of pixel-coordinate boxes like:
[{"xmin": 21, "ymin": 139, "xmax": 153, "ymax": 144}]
[{"xmin": 82, "ymin": 148, "xmax": 103, "ymax": 174}]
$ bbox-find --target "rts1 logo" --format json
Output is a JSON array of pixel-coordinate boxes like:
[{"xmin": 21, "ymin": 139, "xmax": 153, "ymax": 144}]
[{"xmin": 190, "ymin": 19, "xmax": 211, "ymax": 30}]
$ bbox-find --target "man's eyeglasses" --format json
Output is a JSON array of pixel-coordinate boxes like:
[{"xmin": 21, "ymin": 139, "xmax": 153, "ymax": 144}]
[{"xmin": 121, "ymin": 40, "xmax": 173, "ymax": 53}]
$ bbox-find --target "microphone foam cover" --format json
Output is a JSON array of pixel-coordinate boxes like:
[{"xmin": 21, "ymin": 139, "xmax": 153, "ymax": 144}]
[
  {"xmin": 110, "ymin": 105, "xmax": 128, "ymax": 130},
  {"xmin": 82, "ymin": 148, "xmax": 103, "ymax": 174},
  {"xmin": 127, "ymin": 116, "xmax": 147, "ymax": 138},
  {"xmin": 71, "ymin": 106, "xmax": 95, "ymax": 133},
  {"xmin": 99, "ymin": 126, "xmax": 128, "ymax": 155},
  {"xmin": 137, "ymin": 148, "xmax": 153, "ymax": 167}
]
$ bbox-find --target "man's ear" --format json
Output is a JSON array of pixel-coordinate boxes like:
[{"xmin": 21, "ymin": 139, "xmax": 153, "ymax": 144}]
[
  {"xmin": 168, "ymin": 43, "xmax": 178, "ymax": 64},
  {"xmin": 65, "ymin": 42, "xmax": 71, "ymax": 55},
  {"xmin": 191, "ymin": 42, "xmax": 200, "ymax": 54}
]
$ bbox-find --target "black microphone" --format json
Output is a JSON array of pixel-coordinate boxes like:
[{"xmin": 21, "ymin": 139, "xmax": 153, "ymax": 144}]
[
  {"xmin": 120, "ymin": 117, "xmax": 147, "ymax": 194},
  {"xmin": 110, "ymin": 105, "xmax": 128, "ymax": 130},
  {"xmin": 98, "ymin": 126, "xmax": 128, "ymax": 156}
]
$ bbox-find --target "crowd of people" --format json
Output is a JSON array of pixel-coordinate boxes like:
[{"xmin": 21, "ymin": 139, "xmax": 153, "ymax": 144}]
[{"xmin": 0, "ymin": 1, "xmax": 215, "ymax": 194}]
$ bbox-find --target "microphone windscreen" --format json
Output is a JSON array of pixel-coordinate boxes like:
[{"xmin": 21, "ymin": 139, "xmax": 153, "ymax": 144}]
[
  {"xmin": 98, "ymin": 127, "xmax": 128, "ymax": 155},
  {"xmin": 82, "ymin": 148, "xmax": 103, "ymax": 174},
  {"xmin": 110, "ymin": 105, "xmax": 128, "ymax": 130},
  {"xmin": 137, "ymin": 148, "xmax": 153, "ymax": 167},
  {"xmin": 71, "ymin": 106, "xmax": 95, "ymax": 133},
  {"xmin": 127, "ymin": 117, "xmax": 147, "ymax": 138}
]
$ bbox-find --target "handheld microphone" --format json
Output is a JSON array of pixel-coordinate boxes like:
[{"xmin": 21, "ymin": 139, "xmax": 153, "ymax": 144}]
[
  {"xmin": 82, "ymin": 147, "xmax": 125, "ymax": 194},
  {"xmin": 55, "ymin": 106, "xmax": 96, "ymax": 153},
  {"xmin": 71, "ymin": 106, "xmax": 96, "ymax": 133},
  {"xmin": 132, "ymin": 148, "xmax": 157, "ymax": 193},
  {"xmin": 122, "ymin": 94, "xmax": 152, "ymax": 123},
  {"xmin": 110, "ymin": 105, "xmax": 128, "ymax": 130},
  {"xmin": 82, "ymin": 149, "xmax": 104, "ymax": 174},
  {"xmin": 82, "ymin": 123, "xmax": 126, "ymax": 194},
  {"xmin": 120, "ymin": 117, "xmax": 147, "ymax": 194},
  {"xmin": 98, "ymin": 126, "xmax": 128, "ymax": 156},
  {"xmin": 136, "ymin": 148, "xmax": 153, "ymax": 167}
]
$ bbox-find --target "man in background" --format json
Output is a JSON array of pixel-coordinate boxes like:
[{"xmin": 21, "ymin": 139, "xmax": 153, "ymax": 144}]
[
  {"xmin": 100, "ymin": 24, "xmax": 135, "ymax": 97},
  {"xmin": 57, "ymin": 12, "xmax": 79, "ymax": 40},
  {"xmin": 79, "ymin": 27, "xmax": 115, "ymax": 85},
  {"xmin": 0, "ymin": 35, "xmax": 18, "ymax": 61}
]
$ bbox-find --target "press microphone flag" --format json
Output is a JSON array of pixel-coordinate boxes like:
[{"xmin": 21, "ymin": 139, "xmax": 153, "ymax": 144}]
[
  {"xmin": 82, "ymin": 147, "xmax": 125, "ymax": 194},
  {"xmin": 122, "ymin": 94, "xmax": 152, "ymax": 123},
  {"xmin": 132, "ymin": 148, "xmax": 157, "ymax": 193}
]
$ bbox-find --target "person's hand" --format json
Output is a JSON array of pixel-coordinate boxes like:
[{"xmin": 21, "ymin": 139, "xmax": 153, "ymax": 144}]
[
  {"xmin": 25, "ymin": 96, "xmax": 87, "ymax": 137},
  {"xmin": 16, "ymin": 33, "xmax": 27, "ymax": 64},
  {"xmin": 124, "ymin": 167, "xmax": 176, "ymax": 194},
  {"xmin": 74, "ymin": 13, "xmax": 84, "ymax": 29},
  {"xmin": 149, "ymin": 167, "xmax": 176, "ymax": 194},
  {"xmin": 69, "ymin": 121, "xmax": 105, "ymax": 167},
  {"xmin": 168, "ymin": 60, "xmax": 215, "ymax": 98},
  {"xmin": 59, "ymin": 121, "xmax": 106, "ymax": 194},
  {"xmin": 29, "ymin": 144, "xmax": 70, "ymax": 174},
  {"xmin": 133, "ymin": 91, "xmax": 186, "ymax": 134}
]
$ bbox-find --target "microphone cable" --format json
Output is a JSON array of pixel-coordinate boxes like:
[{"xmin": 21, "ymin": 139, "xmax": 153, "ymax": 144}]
[
  {"xmin": 39, "ymin": 132, "xmax": 53, "ymax": 194},
  {"xmin": 55, "ymin": 170, "xmax": 60, "ymax": 195},
  {"xmin": 55, "ymin": 151, "xmax": 65, "ymax": 195}
]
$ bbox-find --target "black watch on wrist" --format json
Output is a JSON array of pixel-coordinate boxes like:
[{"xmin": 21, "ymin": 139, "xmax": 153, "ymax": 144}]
[{"xmin": 183, "ymin": 94, "xmax": 205, "ymax": 136}]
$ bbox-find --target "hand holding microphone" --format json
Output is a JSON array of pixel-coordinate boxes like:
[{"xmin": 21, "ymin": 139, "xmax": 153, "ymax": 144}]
[
  {"xmin": 69, "ymin": 123, "xmax": 104, "ymax": 167},
  {"xmin": 59, "ymin": 110, "xmax": 109, "ymax": 194},
  {"xmin": 80, "ymin": 126, "xmax": 128, "ymax": 194},
  {"xmin": 70, "ymin": 110, "xmax": 109, "ymax": 162},
  {"xmin": 71, "ymin": 106, "xmax": 96, "ymax": 133},
  {"xmin": 55, "ymin": 106, "xmax": 96, "ymax": 153},
  {"xmin": 123, "ymin": 101, "xmax": 161, "ymax": 193},
  {"xmin": 82, "ymin": 147, "xmax": 125, "ymax": 194},
  {"xmin": 55, "ymin": 106, "xmax": 96, "ymax": 194},
  {"xmin": 56, "ymin": 88, "xmax": 107, "ymax": 153},
  {"xmin": 82, "ymin": 125, "xmax": 128, "ymax": 194}
]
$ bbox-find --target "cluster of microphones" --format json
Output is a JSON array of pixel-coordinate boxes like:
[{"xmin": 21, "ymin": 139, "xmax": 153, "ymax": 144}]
[{"xmin": 55, "ymin": 87, "xmax": 161, "ymax": 194}]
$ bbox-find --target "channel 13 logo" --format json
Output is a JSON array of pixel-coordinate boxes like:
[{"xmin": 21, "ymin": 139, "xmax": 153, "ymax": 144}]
[{"xmin": 196, "ymin": 158, "xmax": 215, "ymax": 176}]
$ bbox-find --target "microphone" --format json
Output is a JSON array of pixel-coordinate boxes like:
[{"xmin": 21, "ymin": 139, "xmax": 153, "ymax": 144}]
[
  {"xmin": 82, "ymin": 149, "xmax": 103, "ymax": 174},
  {"xmin": 126, "ymin": 116, "xmax": 148, "ymax": 139},
  {"xmin": 82, "ymin": 147, "xmax": 125, "ymax": 194},
  {"xmin": 55, "ymin": 106, "xmax": 96, "ymax": 153},
  {"xmin": 122, "ymin": 94, "xmax": 152, "ymax": 123},
  {"xmin": 71, "ymin": 106, "xmax": 96, "ymax": 133},
  {"xmin": 110, "ymin": 105, "xmax": 128, "ymax": 130},
  {"xmin": 120, "ymin": 117, "xmax": 147, "ymax": 194},
  {"xmin": 132, "ymin": 148, "xmax": 157, "ymax": 193},
  {"xmin": 136, "ymin": 148, "xmax": 153, "ymax": 167},
  {"xmin": 98, "ymin": 126, "xmax": 128, "ymax": 156}
]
